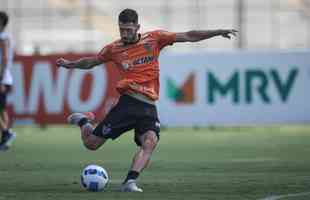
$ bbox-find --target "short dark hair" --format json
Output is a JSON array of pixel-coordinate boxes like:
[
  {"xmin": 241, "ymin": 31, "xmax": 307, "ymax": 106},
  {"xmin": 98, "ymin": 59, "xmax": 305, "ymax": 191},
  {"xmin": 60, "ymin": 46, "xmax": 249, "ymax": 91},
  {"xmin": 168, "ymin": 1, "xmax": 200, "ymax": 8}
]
[
  {"xmin": 0, "ymin": 11, "xmax": 8, "ymax": 28},
  {"xmin": 118, "ymin": 9, "xmax": 138, "ymax": 24}
]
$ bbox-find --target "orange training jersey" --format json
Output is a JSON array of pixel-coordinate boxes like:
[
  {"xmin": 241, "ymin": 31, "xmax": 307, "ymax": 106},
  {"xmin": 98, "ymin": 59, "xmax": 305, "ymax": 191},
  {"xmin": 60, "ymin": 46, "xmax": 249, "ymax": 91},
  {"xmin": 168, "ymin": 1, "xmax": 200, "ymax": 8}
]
[{"xmin": 97, "ymin": 30, "xmax": 176, "ymax": 101}]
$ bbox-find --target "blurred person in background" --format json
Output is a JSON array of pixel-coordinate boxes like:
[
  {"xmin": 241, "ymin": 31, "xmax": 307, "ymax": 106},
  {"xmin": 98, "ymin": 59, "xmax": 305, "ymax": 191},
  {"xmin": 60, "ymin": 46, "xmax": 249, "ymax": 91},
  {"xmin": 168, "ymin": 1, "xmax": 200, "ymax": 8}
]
[
  {"xmin": 56, "ymin": 8, "xmax": 236, "ymax": 192},
  {"xmin": 0, "ymin": 11, "xmax": 16, "ymax": 151}
]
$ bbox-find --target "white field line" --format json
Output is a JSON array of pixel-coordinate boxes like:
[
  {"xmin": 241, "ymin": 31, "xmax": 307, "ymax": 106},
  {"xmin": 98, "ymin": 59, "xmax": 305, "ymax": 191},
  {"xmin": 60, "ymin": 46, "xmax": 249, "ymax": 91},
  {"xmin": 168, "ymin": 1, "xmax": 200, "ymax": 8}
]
[{"xmin": 258, "ymin": 191, "xmax": 310, "ymax": 200}]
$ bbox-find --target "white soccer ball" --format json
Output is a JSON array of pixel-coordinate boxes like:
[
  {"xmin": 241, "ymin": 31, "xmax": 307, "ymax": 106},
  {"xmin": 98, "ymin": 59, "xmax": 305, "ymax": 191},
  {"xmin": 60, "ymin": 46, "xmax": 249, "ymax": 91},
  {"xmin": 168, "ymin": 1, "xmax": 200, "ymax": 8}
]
[{"xmin": 80, "ymin": 164, "xmax": 109, "ymax": 192}]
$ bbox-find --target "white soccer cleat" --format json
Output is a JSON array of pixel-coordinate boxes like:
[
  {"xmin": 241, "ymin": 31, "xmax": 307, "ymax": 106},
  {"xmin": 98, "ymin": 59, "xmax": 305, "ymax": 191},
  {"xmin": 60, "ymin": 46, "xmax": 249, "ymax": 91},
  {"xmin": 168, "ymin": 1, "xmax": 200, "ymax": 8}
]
[
  {"xmin": 4, "ymin": 132, "xmax": 16, "ymax": 147},
  {"xmin": 120, "ymin": 180, "xmax": 143, "ymax": 192},
  {"xmin": 67, "ymin": 112, "xmax": 95, "ymax": 125}
]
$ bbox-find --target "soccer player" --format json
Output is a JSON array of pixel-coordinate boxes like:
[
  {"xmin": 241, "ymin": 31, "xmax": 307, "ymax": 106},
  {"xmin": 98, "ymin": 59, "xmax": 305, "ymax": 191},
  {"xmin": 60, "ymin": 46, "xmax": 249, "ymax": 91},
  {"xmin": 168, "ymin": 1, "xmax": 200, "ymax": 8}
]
[
  {"xmin": 56, "ymin": 8, "xmax": 237, "ymax": 192},
  {"xmin": 0, "ymin": 11, "xmax": 16, "ymax": 151}
]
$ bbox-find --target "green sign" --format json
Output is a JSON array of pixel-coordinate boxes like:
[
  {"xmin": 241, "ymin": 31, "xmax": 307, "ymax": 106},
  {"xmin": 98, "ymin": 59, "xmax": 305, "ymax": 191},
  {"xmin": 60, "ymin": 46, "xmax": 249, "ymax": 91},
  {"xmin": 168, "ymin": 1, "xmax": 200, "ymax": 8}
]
[{"xmin": 207, "ymin": 68, "xmax": 298, "ymax": 104}]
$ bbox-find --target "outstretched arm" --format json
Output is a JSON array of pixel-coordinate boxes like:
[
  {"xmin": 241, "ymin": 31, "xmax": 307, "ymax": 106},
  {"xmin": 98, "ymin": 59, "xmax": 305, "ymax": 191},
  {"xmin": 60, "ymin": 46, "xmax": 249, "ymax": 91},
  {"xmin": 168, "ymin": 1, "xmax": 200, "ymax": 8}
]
[
  {"xmin": 56, "ymin": 56, "xmax": 102, "ymax": 70},
  {"xmin": 175, "ymin": 29, "xmax": 237, "ymax": 43}
]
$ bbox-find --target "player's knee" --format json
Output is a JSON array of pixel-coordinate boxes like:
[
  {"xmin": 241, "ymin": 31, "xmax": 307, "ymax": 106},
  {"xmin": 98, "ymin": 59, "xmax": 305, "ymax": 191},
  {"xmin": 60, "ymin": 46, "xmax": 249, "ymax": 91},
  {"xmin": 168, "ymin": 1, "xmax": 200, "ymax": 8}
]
[
  {"xmin": 83, "ymin": 142, "xmax": 100, "ymax": 151},
  {"xmin": 142, "ymin": 132, "xmax": 158, "ymax": 152},
  {"xmin": 83, "ymin": 134, "xmax": 105, "ymax": 151},
  {"xmin": 86, "ymin": 144, "xmax": 99, "ymax": 151}
]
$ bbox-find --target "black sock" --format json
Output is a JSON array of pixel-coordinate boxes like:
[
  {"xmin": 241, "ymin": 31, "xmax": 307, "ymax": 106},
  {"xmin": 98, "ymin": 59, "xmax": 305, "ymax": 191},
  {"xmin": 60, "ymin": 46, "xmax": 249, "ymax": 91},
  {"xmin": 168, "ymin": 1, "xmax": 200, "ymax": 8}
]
[
  {"xmin": 2, "ymin": 130, "xmax": 9, "ymax": 137},
  {"xmin": 78, "ymin": 118, "xmax": 89, "ymax": 127},
  {"xmin": 1, "ymin": 130, "xmax": 9, "ymax": 143},
  {"xmin": 123, "ymin": 170, "xmax": 140, "ymax": 184}
]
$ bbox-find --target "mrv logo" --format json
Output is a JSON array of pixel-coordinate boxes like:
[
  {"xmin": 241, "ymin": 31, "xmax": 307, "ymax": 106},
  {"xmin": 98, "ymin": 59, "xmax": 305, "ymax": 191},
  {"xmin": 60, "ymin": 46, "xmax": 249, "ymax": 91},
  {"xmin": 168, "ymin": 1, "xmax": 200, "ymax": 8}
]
[
  {"xmin": 207, "ymin": 68, "xmax": 298, "ymax": 104},
  {"xmin": 166, "ymin": 73, "xmax": 195, "ymax": 104}
]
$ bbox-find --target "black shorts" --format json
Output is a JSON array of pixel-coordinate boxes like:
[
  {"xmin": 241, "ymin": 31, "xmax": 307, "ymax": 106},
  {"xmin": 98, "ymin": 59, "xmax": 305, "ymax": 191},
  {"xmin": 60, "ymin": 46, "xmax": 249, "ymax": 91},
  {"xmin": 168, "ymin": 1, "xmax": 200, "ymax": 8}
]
[
  {"xmin": 93, "ymin": 95, "xmax": 160, "ymax": 146},
  {"xmin": 0, "ymin": 92, "xmax": 7, "ymax": 111},
  {"xmin": 0, "ymin": 85, "xmax": 11, "ymax": 111}
]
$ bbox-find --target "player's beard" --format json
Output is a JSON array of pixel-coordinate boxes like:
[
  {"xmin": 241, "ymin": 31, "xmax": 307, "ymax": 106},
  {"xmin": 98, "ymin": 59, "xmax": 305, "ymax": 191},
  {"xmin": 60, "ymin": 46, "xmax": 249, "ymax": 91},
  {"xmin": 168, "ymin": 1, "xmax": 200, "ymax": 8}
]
[{"xmin": 123, "ymin": 34, "xmax": 139, "ymax": 45}]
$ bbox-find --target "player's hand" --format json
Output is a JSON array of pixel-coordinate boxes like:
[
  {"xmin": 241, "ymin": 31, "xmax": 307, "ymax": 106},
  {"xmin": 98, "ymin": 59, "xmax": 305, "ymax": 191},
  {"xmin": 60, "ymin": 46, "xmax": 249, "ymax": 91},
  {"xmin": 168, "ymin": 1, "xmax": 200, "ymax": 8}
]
[
  {"xmin": 221, "ymin": 29, "xmax": 238, "ymax": 39},
  {"xmin": 56, "ymin": 58, "xmax": 72, "ymax": 69}
]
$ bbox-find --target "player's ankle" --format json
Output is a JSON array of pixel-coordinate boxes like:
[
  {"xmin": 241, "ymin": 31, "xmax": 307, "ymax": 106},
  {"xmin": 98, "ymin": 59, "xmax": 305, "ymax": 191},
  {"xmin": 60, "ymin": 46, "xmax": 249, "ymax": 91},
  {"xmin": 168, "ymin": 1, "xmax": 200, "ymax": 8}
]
[
  {"xmin": 1, "ymin": 130, "xmax": 10, "ymax": 143},
  {"xmin": 123, "ymin": 170, "xmax": 140, "ymax": 184},
  {"xmin": 2, "ymin": 129, "xmax": 10, "ymax": 136}
]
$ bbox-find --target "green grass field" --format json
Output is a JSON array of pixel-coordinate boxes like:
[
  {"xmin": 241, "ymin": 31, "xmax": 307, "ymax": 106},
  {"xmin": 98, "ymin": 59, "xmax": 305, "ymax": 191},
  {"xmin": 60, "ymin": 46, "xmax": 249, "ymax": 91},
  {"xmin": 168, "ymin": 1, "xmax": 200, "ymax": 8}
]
[{"xmin": 1, "ymin": 125, "xmax": 310, "ymax": 200}]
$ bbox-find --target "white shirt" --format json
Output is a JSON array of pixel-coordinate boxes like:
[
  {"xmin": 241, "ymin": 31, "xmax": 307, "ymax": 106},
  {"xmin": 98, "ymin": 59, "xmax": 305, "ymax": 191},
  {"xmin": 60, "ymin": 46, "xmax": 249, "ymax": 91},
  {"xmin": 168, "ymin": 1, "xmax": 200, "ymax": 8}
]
[{"xmin": 0, "ymin": 32, "xmax": 14, "ymax": 85}]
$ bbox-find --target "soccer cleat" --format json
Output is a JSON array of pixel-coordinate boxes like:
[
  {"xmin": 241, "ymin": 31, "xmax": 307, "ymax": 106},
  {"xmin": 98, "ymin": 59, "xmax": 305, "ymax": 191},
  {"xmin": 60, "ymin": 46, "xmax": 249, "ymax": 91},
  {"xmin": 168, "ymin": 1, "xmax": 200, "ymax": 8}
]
[
  {"xmin": 0, "ymin": 131, "xmax": 16, "ymax": 151},
  {"xmin": 120, "ymin": 180, "xmax": 143, "ymax": 192},
  {"xmin": 67, "ymin": 112, "xmax": 95, "ymax": 125}
]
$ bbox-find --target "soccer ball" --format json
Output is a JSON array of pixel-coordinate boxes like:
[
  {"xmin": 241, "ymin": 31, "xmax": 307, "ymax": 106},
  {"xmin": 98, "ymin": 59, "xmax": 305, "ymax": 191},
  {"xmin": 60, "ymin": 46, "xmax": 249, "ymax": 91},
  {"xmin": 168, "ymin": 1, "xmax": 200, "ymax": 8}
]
[{"xmin": 80, "ymin": 164, "xmax": 109, "ymax": 192}]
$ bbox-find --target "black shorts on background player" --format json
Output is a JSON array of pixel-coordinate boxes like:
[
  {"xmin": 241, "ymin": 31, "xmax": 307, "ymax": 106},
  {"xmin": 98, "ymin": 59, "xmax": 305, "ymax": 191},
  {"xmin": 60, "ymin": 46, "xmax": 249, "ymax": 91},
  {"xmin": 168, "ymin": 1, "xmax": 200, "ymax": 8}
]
[{"xmin": 0, "ymin": 85, "xmax": 11, "ymax": 111}]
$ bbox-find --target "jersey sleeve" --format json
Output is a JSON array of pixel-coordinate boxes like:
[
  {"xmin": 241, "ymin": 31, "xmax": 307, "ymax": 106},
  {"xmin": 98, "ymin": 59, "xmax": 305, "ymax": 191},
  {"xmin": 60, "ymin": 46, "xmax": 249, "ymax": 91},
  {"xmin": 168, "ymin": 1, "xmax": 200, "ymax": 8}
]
[
  {"xmin": 97, "ymin": 45, "xmax": 112, "ymax": 63},
  {"xmin": 154, "ymin": 30, "xmax": 176, "ymax": 49}
]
